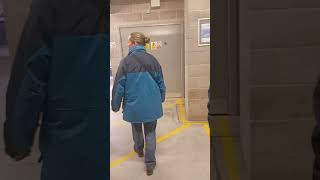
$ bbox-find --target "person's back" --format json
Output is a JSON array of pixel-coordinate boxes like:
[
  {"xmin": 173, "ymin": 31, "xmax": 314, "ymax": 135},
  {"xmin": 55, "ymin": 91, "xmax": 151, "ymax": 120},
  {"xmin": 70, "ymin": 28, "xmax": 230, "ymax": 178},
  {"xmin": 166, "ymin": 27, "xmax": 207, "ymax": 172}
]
[
  {"xmin": 118, "ymin": 50, "xmax": 164, "ymax": 122},
  {"xmin": 111, "ymin": 32, "xmax": 166, "ymax": 175},
  {"xmin": 4, "ymin": 0, "xmax": 108, "ymax": 179}
]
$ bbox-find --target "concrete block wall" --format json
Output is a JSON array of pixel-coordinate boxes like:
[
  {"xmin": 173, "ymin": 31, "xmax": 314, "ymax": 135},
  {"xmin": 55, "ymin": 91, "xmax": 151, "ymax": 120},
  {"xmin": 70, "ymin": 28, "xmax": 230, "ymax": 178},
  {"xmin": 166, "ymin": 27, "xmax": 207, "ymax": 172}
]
[
  {"xmin": 184, "ymin": 0, "xmax": 210, "ymax": 121},
  {"xmin": 110, "ymin": 0, "xmax": 184, "ymax": 78},
  {"xmin": 239, "ymin": 0, "xmax": 320, "ymax": 179},
  {"xmin": 111, "ymin": 0, "xmax": 210, "ymax": 121}
]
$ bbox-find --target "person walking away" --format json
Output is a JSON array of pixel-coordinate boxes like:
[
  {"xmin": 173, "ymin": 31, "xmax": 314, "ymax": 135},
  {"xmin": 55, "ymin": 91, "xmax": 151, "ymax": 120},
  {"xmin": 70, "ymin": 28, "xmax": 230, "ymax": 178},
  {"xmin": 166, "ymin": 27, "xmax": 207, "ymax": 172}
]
[{"xmin": 111, "ymin": 32, "xmax": 166, "ymax": 176}]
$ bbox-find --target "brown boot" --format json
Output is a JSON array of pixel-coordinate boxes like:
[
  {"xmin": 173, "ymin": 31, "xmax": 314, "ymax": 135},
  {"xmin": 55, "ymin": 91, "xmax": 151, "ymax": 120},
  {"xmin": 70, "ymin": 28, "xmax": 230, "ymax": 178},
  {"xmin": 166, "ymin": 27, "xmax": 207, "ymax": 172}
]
[
  {"xmin": 134, "ymin": 149, "xmax": 144, "ymax": 158},
  {"xmin": 146, "ymin": 168, "xmax": 154, "ymax": 176},
  {"xmin": 146, "ymin": 165, "xmax": 156, "ymax": 176}
]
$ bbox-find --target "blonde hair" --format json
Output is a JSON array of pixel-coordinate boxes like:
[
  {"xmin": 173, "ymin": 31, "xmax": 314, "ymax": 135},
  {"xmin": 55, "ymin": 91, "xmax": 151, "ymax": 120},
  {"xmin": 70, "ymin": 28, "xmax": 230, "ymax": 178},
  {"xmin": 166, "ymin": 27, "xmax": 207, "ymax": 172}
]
[{"xmin": 129, "ymin": 32, "xmax": 150, "ymax": 46}]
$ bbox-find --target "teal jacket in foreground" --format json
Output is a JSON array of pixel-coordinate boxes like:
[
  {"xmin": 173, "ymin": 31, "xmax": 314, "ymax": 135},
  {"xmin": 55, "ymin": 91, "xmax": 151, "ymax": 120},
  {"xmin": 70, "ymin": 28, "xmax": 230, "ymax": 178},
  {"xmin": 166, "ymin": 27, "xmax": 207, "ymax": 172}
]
[
  {"xmin": 111, "ymin": 45, "xmax": 166, "ymax": 123},
  {"xmin": 4, "ymin": 0, "xmax": 108, "ymax": 179},
  {"xmin": 40, "ymin": 35, "xmax": 108, "ymax": 180},
  {"xmin": 6, "ymin": 34, "xmax": 109, "ymax": 180}
]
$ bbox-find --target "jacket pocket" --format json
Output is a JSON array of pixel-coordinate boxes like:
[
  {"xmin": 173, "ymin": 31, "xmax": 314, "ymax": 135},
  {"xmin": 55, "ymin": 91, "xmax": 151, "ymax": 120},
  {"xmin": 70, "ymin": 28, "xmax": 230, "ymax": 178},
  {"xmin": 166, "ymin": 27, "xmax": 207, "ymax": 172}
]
[{"xmin": 44, "ymin": 107, "xmax": 96, "ymax": 139}]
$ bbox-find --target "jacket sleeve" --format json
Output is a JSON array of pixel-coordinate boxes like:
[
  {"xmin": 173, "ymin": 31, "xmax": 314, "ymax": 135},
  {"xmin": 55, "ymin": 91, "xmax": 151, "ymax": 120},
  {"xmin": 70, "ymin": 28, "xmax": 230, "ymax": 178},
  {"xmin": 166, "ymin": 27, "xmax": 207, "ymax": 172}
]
[
  {"xmin": 4, "ymin": 48, "xmax": 51, "ymax": 157},
  {"xmin": 4, "ymin": 0, "xmax": 53, "ymax": 157},
  {"xmin": 158, "ymin": 72, "xmax": 166, "ymax": 103},
  {"xmin": 111, "ymin": 60, "xmax": 127, "ymax": 112}
]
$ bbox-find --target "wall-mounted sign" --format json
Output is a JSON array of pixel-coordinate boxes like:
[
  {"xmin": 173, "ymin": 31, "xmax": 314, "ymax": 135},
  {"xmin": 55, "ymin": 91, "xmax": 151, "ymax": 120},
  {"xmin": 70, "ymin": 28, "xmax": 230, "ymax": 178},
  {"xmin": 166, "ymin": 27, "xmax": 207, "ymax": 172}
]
[
  {"xmin": 150, "ymin": 41, "xmax": 162, "ymax": 50},
  {"xmin": 198, "ymin": 18, "xmax": 210, "ymax": 46},
  {"xmin": 145, "ymin": 43, "xmax": 150, "ymax": 50}
]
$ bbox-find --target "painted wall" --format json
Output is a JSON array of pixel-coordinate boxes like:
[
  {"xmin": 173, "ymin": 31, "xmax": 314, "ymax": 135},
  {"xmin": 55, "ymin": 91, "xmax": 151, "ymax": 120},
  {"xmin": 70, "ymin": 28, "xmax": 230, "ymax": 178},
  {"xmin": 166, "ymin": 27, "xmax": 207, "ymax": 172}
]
[
  {"xmin": 110, "ymin": 0, "xmax": 184, "ymax": 78},
  {"xmin": 110, "ymin": 0, "xmax": 211, "ymax": 121},
  {"xmin": 184, "ymin": 0, "xmax": 210, "ymax": 121}
]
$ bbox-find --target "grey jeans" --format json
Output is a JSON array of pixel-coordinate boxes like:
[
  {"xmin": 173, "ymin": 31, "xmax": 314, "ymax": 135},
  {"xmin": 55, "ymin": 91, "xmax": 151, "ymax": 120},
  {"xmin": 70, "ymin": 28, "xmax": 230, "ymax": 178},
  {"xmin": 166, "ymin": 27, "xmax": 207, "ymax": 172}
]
[{"xmin": 131, "ymin": 121, "xmax": 157, "ymax": 169}]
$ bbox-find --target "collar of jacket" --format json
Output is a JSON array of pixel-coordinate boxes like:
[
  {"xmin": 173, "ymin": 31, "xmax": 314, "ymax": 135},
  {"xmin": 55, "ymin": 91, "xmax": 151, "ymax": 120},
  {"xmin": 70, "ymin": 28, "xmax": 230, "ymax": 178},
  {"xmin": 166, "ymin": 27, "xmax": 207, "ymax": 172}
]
[{"xmin": 128, "ymin": 45, "xmax": 146, "ymax": 55}]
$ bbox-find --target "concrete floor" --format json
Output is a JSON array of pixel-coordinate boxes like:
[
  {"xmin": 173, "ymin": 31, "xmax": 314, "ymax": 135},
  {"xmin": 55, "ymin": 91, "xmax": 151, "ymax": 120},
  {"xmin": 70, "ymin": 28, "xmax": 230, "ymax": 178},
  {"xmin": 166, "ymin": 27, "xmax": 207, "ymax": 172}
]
[{"xmin": 110, "ymin": 82, "xmax": 210, "ymax": 180}]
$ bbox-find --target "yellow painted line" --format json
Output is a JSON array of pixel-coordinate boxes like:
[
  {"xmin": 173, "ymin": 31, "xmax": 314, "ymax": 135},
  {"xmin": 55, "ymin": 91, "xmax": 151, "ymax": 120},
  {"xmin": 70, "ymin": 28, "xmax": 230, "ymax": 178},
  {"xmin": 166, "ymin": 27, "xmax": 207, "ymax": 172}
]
[
  {"xmin": 176, "ymin": 98, "xmax": 188, "ymax": 124},
  {"xmin": 110, "ymin": 151, "xmax": 136, "ymax": 168},
  {"xmin": 176, "ymin": 98, "xmax": 208, "ymax": 126},
  {"xmin": 176, "ymin": 98, "xmax": 239, "ymax": 179},
  {"xmin": 203, "ymin": 124, "xmax": 210, "ymax": 137},
  {"xmin": 219, "ymin": 116, "xmax": 240, "ymax": 180},
  {"xmin": 157, "ymin": 124, "xmax": 190, "ymax": 143},
  {"xmin": 112, "ymin": 98, "xmax": 240, "ymax": 180},
  {"xmin": 110, "ymin": 124, "xmax": 190, "ymax": 169},
  {"xmin": 111, "ymin": 98, "xmax": 210, "ymax": 170}
]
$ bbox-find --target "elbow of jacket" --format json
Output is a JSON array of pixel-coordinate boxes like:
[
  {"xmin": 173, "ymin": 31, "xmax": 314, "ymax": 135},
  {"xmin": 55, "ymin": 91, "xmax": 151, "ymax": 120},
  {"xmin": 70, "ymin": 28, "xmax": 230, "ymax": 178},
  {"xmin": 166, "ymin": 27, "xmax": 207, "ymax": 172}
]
[
  {"xmin": 111, "ymin": 106, "xmax": 120, "ymax": 112},
  {"xmin": 111, "ymin": 100, "xmax": 119, "ymax": 112}
]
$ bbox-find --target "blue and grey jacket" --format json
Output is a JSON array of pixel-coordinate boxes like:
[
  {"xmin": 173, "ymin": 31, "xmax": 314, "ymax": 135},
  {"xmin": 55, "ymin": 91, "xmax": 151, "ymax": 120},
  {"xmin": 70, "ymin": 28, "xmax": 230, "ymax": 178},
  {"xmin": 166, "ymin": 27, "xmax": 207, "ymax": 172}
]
[
  {"xmin": 4, "ymin": 0, "xmax": 108, "ymax": 179},
  {"xmin": 111, "ymin": 45, "xmax": 166, "ymax": 123}
]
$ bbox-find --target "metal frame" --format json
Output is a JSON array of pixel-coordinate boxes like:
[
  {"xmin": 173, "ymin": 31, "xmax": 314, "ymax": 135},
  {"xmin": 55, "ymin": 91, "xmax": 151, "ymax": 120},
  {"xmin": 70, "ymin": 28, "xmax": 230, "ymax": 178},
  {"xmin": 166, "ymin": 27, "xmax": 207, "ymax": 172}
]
[
  {"xmin": 117, "ymin": 22, "xmax": 185, "ymax": 98},
  {"xmin": 198, "ymin": 18, "xmax": 210, "ymax": 46}
]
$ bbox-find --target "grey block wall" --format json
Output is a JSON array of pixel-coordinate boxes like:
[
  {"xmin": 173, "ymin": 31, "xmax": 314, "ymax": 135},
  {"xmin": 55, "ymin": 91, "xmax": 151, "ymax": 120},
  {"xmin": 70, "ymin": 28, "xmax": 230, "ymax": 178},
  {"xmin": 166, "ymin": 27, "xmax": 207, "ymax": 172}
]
[
  {"xmin": 0, "ymin": 0, "xmax": 41, "ymax": 179},
  {"xmin": 184, "ymin": 0, "xmax": 210, "ymax": 121},
  {"xmin": 240, "ymin": 0, "xmax": 320, "ymax": 179},
  {"xmin": 110, "ymin": 0, "xmax": 184, "ymax": 77}
]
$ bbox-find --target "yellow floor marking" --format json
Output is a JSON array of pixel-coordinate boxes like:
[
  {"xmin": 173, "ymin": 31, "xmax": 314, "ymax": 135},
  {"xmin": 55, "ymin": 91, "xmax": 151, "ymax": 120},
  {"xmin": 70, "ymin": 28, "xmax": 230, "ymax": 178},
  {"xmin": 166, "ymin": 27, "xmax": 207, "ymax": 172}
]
[
  {"xmin": 111, "ymin": 99, "xmax": 193, "ymax": 169},
  {"xmin": 176, "ymin": 98, "xmax": 240, "ymax": 179},
  {"xmin": 112, "ymin": 97, "xmax": 242, "ymax": 178},
  {"xmin": 219, "ymin": 116, "xmax": 240, "ymax": 180},
  {"xmin": 111, "ymin": 124, "xmax": 190, "ymax": 169},
  {"xmin": 110, "ymin": 151, "xmax": 136, "ymax": 168},
  {"xmin": 176, "ymin": 98, "xmax": 188, "ymax": 124},
  {"xmin": 156, "ymin": 124, "xmax": 190, "ymax": 143},
  {"xmin": 203, "ymin": 124, "xmax": 210, "ymax": 137},
  {"xmin": 176, "ymin": 98, "xmax": 209, "ymax": 126}
]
